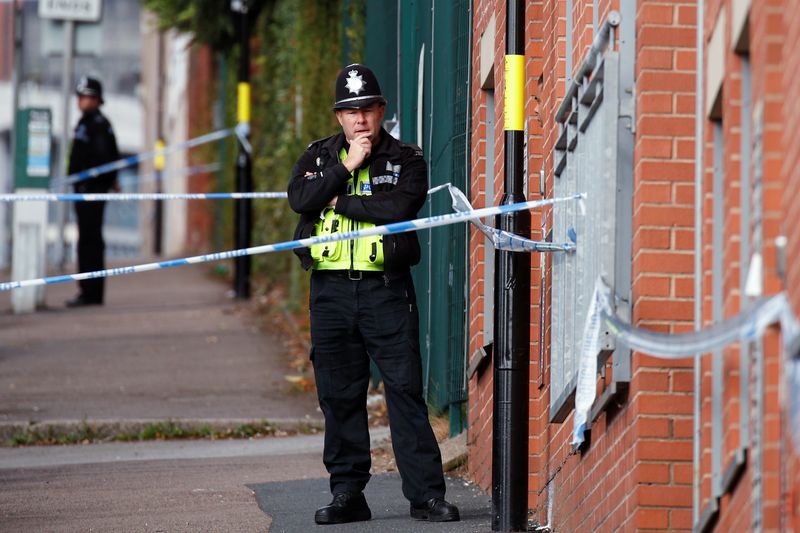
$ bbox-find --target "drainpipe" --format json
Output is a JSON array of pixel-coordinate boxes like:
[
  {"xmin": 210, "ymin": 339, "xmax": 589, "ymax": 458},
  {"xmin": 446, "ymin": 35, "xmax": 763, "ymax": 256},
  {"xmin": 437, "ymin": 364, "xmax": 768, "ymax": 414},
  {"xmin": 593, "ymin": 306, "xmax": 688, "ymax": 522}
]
[
  {"xmin": 232, "ymin": 0, "xmax": 252, "ymax": 299},
  {"xmin": 154, "ymin": 29, "xmax": 164, "ymax": 256},
  {"xmin": 492, "ymin": 0, "xmax": 530, "ymax": 531}
]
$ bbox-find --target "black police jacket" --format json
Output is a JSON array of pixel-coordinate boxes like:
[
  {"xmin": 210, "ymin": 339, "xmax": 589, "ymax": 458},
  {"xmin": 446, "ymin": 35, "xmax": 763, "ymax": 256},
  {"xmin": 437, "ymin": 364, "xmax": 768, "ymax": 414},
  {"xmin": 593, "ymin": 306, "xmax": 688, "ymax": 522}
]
[
  {"xmin": 288, "ymin": 128, "xmax": 428, "ymax": 279},
  {"xmin": 68, "ymin": 109, "xmax": 119, "ymax": 193}
]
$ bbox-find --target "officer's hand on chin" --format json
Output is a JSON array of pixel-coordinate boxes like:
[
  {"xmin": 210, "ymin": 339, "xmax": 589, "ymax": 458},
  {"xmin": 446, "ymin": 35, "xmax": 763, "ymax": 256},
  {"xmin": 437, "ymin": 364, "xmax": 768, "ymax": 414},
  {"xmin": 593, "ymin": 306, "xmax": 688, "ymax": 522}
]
[{"xmin": 343, "ymin": 135, "xmax": 371, "ymax": 172}]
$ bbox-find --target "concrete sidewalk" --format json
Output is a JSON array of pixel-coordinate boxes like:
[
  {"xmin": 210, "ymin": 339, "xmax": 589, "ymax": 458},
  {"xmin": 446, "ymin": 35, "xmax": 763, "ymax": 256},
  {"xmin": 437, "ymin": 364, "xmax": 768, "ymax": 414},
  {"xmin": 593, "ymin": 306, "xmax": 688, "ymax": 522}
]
[
  {"xmin": 0, "ymin": 262, "xmax": 485, "ymax": 532},
  {"xmin": 0, "ymin": 431, "xmax": 487, "ymax": 532},
  {"xmin": 0, "ymin": 262, "xmax": 322, "ymax": 436}
]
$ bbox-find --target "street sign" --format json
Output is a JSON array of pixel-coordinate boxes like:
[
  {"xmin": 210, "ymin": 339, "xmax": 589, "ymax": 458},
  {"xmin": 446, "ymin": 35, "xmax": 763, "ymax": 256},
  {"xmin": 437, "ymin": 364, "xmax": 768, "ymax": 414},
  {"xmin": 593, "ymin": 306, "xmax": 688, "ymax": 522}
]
[
  {"xmin": 38, "ymin": 0, "xmax": 102, "ymax": 22},
  {"xmin": 15, "ymin": 108, "xmax": 52, "ymax": 189},
  {"xmin": 12, "ymin": 108, "xmax": 53, "ymax": 313}
]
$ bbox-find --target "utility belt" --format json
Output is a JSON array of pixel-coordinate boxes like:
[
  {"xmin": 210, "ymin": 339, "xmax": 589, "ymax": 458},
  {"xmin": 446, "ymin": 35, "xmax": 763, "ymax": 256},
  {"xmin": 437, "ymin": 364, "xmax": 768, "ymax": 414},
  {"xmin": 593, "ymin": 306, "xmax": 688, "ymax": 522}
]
[{"xmin": 313, "ymin": 269, "xmax": 386, "ymax": 281}]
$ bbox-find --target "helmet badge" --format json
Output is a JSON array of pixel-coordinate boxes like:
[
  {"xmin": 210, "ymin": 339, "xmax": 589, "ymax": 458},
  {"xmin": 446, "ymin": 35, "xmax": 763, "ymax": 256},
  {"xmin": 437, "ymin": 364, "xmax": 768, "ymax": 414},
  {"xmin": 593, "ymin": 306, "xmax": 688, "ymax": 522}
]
[{"xmin": 345, "ymin": 70, "xmax": 365, "ymax": 95}]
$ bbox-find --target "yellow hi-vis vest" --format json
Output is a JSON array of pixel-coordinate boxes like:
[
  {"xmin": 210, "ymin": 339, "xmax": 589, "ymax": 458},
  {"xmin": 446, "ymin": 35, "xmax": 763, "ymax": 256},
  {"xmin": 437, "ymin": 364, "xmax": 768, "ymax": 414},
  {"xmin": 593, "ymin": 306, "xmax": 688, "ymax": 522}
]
[{"xmin": 310, "ymin": 149, "xmax": 384, "ymax": 271}]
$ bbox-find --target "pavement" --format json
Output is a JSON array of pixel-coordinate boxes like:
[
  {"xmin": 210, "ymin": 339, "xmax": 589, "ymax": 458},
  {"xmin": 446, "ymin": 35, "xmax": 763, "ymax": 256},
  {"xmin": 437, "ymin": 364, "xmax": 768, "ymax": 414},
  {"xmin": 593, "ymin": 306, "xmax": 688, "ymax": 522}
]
[
  {"xmin": 0, "ymin": 261, "xmax": 487, "ymax": 532},
  {"xmin": 0, "ymin": 263, "xmax": 320, "ymax": 427},
  {"xmin": 253, "ymin": 473, "xmax": 491, "ymax": 533}
]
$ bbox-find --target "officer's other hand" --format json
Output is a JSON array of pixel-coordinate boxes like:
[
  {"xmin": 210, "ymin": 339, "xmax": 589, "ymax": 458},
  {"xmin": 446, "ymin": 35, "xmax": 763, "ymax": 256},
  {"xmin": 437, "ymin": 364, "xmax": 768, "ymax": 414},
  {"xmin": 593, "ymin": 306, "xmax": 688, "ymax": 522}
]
[
  {"xmin": 111, "ymin": 181, "xmax": 121, "ymax": 193},
  {"xmin": 343, "ymin": 134, "xmax": 371, "ymax": 172},
  {"xmin": 328, "ymin": 196, "xmax": 338, "ymax": 207}
]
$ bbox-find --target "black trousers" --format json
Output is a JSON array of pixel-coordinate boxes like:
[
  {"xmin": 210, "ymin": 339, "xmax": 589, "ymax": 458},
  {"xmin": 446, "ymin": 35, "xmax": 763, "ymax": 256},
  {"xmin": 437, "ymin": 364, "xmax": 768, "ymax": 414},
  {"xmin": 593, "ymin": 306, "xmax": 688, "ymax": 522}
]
[
  {"xmin": 74, "ymin": 201, "xmax": 106, "ymax": 303},
  {"xmin": 309, "ymin": 270, "xmax": 446, "ymax": 505}
]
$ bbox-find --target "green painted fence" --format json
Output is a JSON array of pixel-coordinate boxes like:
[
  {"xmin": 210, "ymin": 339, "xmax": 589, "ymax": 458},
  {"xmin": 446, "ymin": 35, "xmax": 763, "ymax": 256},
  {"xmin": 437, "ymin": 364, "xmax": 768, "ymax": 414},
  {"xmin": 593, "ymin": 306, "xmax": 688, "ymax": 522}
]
[{"xmin": 365, "ymin": 0, "xmax": 471, "ymax": 436}]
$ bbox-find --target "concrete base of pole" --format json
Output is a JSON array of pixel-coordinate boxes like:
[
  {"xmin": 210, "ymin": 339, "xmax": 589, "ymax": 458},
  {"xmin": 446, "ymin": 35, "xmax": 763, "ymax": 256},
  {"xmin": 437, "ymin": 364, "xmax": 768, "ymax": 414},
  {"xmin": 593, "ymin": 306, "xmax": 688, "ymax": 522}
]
[{"xmin": 11, "ymin": 190, "xmax": 47, "ymax": 313}]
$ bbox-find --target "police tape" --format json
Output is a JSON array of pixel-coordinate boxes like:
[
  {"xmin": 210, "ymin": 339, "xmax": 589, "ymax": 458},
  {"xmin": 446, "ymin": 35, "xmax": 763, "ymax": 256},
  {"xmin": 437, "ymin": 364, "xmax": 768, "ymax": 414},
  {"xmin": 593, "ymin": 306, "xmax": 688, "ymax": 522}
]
[
  {"xmin": 49, "ymin": 127, "xmax": 237, "ymax": 189},
  {"xmin": 572, "ymin": 276, "xmax": 800, "ymax": 447},
  {"xmin": 0, "ymin": 191, "xmax": 288, "ymax": 202},
  {"xmin": 444, "ymin": 184, "xmax": 580, "ymax": 252},
  {"xmin": 0, "ymin": 192, "xmax": 585, "ymax": 292},
  {"xmin": 428, "ymin": 183, "xmax": 578, "ymax": 252}
]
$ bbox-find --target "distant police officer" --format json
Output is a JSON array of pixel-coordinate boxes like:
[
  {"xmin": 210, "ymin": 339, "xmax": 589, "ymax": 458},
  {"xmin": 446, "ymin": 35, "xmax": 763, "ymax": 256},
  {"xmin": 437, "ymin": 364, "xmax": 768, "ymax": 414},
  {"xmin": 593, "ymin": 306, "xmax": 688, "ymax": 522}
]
[
  {"xmin": 288, "ymin": 64, "xmax": 460, "ymax": 525},
  {"xmin": 65, "ymin": 76, "xmax": 119, "ymax": 307}
]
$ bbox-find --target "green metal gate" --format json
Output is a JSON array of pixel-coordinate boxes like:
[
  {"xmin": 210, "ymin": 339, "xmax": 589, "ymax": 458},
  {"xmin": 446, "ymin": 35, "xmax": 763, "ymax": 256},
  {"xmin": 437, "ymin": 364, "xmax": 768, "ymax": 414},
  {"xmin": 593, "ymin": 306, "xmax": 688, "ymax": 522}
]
[{"xmin": 366, "ymin": 0, "xmax": 471, "ymax": 435}]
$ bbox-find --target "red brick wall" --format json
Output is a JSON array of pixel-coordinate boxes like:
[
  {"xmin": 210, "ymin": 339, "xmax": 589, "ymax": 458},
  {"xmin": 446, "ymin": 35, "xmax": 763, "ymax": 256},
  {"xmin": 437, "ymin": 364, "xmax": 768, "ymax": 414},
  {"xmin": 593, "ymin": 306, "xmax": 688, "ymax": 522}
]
[
  {"xmin": 593, "ymin": 1, "xmax": 695, "ymax": 529},
  {"xmin": 747, "ymin": 0, "xmax": 794, "ymax": 530},
  {"xmin": 0, "ymin": 4, "xmax": 12, "ymax": 81},
  {"xmin": 467, "ymin": 0, "xmax": 498, "ymax": 491},
  {"xmin": 786, "ymin": 4, "xmax": 800, "ymax": 321},
  {"xmin": 781, "ymin": 1, "xmax": 800, "ymax": 527},
  {"xmin": 467, "ymin": 0, "xmax": 798, "ymax": 530},
  {"xmin": 468, "ymin": 0, "xmax": 697, "ymax": 530},
  {"xmin": 696, "ymin": 0, "xmax": 748, "ymax": 527},
  {"xmin": 467, "ymin": 0, "xmax": 551, "ymax": 499},
  {"xmin": 699, "ymin": 0, "xmax": 790, "ymax": 530},
  {"xmin": 185, "ymin": 46, "xmax": 216, "ymax": 253}
]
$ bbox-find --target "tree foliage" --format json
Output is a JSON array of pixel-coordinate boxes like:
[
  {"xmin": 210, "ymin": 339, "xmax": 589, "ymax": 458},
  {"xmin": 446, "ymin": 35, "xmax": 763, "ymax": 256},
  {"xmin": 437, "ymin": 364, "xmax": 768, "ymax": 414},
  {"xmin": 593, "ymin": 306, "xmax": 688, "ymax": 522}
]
[
  {"xmin": 142, "ymin": 0, "xmax": 270, "ymax": 50},
  {"xmin": 249, "ymin": 0, "xmax": 364, "ymax": 290},
  {"xmin": 144, "ymin": 0, "xmax": 366, "ymax": 299}
]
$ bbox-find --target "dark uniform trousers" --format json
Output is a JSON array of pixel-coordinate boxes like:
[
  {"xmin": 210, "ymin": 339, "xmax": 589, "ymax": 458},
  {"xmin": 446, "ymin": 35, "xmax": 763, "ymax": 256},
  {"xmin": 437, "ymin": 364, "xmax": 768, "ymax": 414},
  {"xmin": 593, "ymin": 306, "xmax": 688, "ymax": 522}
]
[
  {"xmin": 309, "ymin": 270, "xmax": 447, "ymax": 505},
  {"xmin": 75, "ymin": 201, "xmax": 106, "ymax": 303},
  {"xmin": 69, "ymin": 108, "xmax": 117, "ymax": 304}
]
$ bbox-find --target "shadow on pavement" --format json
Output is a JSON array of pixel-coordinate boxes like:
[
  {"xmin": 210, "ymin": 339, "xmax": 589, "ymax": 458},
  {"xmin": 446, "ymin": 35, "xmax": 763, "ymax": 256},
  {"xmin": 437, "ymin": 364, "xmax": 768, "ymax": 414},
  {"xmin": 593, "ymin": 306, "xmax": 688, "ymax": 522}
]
[{"xmin": 249, "ymin": 473, "xmax": 491, "ymax": 532}]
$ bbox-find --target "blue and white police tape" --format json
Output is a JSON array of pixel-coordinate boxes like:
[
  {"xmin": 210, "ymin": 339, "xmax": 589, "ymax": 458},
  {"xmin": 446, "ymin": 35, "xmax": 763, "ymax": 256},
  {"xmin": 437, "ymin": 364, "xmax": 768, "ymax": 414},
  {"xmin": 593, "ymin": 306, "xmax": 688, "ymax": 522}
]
[
  {"xmin": 0, "ymin": 192, "xmax": 586, "ymax": 292},
  {"xmin": 428, "ymin": 183, "xmax": 578, "ymax": 253},
  {"xmin": 49, "ymin": 127, "xmax": 237, "ymax": 190},
  {"xmin": 571, "ymin": 276, "xmax": 800, "ymax": 447},
  {"xmin": 0, "ymin": 191, "xmax": 288, "ymax": 202}
]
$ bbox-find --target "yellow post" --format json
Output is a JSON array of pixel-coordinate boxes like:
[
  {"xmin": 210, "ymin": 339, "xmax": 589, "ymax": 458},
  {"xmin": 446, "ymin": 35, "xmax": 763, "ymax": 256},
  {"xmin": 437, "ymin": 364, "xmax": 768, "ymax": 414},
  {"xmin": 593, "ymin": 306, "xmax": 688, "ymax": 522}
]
[
  {"xmin": 154, "ymin": 139, "xmax": 165, "ymax": 171},
  {"xmin": 237, "ymin": 82, "xmax": 251, "ymax": 124},
  {"xmin": 503, "ymin": 55, "xmax": 524, "ymax": 131}
]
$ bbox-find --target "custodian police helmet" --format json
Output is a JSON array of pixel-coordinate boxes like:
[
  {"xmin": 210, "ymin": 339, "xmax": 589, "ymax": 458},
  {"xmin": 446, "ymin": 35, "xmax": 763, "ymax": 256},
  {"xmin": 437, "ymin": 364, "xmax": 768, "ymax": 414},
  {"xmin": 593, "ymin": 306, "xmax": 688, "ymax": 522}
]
[
  {"xmin": 75, "ymin": 76, "xmax": 104, "ymax": 104},
  {"xmin": 333, "ymin": 64, "xmax": 387, "ymax": 110}
]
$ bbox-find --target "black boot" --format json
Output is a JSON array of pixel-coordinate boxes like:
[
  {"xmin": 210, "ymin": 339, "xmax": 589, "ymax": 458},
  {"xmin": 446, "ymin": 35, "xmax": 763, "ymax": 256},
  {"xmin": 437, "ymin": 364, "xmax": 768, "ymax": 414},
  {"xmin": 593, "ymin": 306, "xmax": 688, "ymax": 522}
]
[
  {"xmin": 314, "ymin": 492, "xmax": 372, "ymax": 525},
  {"xmin": 410, "ymin": 497, "xmax": 460, "ymax": 522},
  {"xmin": 65, "ymin": 294, "xmax": 102, "ymax": 307}
]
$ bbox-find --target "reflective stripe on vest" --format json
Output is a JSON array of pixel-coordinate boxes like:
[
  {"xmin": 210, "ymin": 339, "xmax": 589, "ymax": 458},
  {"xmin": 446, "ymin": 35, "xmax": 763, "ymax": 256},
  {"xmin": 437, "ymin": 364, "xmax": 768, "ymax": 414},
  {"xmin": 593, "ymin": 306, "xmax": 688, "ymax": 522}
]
[{"xmin": 310, "ymin": 149, "xmax": 384, "ymax": 271}]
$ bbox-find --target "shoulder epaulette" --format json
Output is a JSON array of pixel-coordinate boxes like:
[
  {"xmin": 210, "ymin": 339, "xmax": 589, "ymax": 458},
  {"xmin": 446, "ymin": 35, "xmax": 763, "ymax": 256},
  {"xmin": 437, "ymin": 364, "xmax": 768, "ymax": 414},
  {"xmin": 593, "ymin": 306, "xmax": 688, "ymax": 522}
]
[
  {"xmin": 400, "ymin": 142, "xmax": 424, "ymax": 158},
  {"xmin": 307, "ymin": 134, "xmax": 336, "ymax": 149}
]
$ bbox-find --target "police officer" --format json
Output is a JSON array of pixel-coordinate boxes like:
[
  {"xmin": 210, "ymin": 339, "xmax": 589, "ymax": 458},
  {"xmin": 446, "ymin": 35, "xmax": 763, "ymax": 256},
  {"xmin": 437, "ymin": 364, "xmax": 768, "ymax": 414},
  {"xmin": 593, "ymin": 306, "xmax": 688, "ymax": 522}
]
[
  {"xmin": 65, "ymin": 76, "xmax": 119, "ymax": 307},
  {"xmin": 288, "ymin": 64, "xmax": 460, "ymax": 525}
]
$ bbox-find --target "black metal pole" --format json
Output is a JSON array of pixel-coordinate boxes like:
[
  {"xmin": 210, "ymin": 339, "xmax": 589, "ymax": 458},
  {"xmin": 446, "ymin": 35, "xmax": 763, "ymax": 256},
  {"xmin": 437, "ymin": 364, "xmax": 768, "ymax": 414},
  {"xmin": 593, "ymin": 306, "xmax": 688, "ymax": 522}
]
[
  {"xmin": 154, "ymin": 32, "xmax": 164, "ymax": 257},
  {"xmin": 492, "ymin": 0, "xmax": 529, "ymax": 531},
  {"xmin": 233, "ymin": 0, "xmax": 252, "ymax": 299},
  {"xmin": 154, "ymin": 142, "xmax": 164, "ymax": 256}
]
